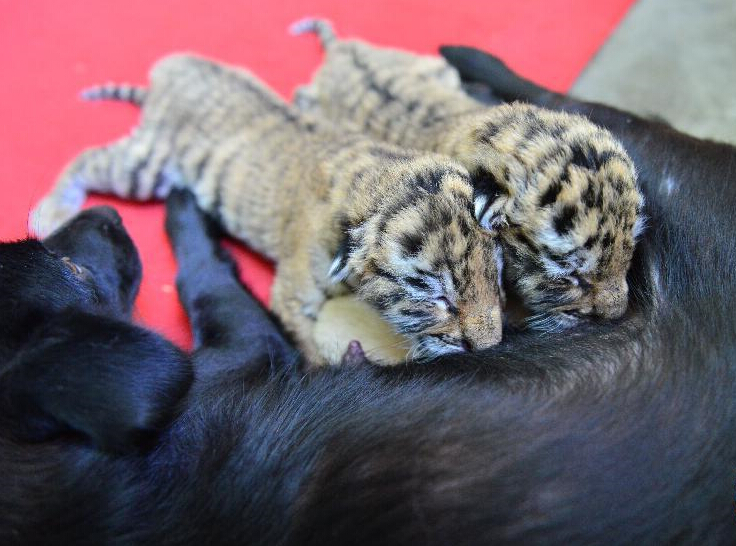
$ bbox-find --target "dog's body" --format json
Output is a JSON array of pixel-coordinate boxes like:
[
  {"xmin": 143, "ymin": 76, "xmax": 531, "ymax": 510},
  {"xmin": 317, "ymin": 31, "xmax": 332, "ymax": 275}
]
[
  {"xmin": 2, "ymin": 54, "xmax": 736, "ymax": 542},
  {"xmin": 0, "ymin": 206, "xmax": 194, "ymax": 542}
]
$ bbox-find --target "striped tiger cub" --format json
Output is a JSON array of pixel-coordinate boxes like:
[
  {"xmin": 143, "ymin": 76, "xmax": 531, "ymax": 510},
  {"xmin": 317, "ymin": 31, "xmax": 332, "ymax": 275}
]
[
  {"xmin": 292, "ymin": 19, "xmax": 645, "ymax": 331},
  {"xmin": 31, "ymin": 54, "xmax": 503, "ymax": 365}
]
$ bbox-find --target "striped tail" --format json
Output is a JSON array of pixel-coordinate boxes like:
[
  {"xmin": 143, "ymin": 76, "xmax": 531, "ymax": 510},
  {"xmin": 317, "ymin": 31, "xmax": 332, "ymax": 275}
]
[
  {"xmin": 80, "ymin": 83, "xmax": 148, "ymax": 106},
  {"xmin": 289, "ymin": 17, "xmax": 336, "ymax": 49}
]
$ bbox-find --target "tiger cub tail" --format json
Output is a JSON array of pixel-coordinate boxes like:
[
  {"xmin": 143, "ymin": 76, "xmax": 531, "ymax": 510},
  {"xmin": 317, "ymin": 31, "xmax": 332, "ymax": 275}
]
[
  {"xmin": 80, "ymin": 83, "xmax": 148, "ymax": 106},
  {"xmin": 290, "ymin": 18, "xmax": 337, "ymax": 111},
  {"xmin": 289, "ymin": 17, "xmax": 337, "ymax": 49}
]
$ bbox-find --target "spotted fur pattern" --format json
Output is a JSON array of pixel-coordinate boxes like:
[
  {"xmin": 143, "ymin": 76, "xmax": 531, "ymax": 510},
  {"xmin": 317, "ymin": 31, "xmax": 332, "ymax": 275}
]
[
  {"xmin": 292, "ymin": 19, "xmax": 645, "ymax": 328},
  {"xmin": 31, "ymin": 54, "xmax": 503, "ymax": 364}
]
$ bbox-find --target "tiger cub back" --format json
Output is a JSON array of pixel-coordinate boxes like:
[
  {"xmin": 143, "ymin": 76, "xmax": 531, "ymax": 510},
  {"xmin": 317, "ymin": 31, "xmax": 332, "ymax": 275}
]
[
  {"xmin": 293, "ymin": 19, "xmax": 644, "ymax": 330},
  {"xmin": 31, "ymin": 54, "xmax": 503, "ymax": 365}
]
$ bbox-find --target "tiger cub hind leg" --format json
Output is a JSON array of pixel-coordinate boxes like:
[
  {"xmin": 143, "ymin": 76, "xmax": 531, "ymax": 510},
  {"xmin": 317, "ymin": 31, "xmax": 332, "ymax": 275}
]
[{"xmin": 30, "ymin": 130, "xmax": 175, "ymax": 237}]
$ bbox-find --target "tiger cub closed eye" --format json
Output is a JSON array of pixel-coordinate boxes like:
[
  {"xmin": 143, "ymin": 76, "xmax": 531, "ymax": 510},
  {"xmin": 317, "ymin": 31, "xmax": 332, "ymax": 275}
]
[
  {"xmin": 292, "ymin": 19, "xmax": 645, "ymax": 330},
  {"xmin": 31, "ymin": 54, "xmax": 503, "ymax": 365}
]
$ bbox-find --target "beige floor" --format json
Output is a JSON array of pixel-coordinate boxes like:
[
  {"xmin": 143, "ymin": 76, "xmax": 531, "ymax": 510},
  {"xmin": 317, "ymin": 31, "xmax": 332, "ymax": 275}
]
[{"xmin": 571, "ymin": 0, "xmax": 736, "ymax": 145}]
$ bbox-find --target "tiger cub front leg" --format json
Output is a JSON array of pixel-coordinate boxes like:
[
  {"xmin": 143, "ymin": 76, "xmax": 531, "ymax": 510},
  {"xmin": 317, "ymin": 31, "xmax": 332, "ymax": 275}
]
[{"xmin": 270, "ymin": 248, "xmax": 332, "ymax": 367}]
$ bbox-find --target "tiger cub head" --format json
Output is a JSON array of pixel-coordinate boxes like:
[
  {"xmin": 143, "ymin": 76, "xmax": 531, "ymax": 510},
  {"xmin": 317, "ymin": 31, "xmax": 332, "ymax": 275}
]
[
  {"xmin": 331, "ymin": 158, "xmax": 503, "ymax": 359},
  {"xmin": 457, "ymin": 103, "xmax": 644, "ymax": 329}
]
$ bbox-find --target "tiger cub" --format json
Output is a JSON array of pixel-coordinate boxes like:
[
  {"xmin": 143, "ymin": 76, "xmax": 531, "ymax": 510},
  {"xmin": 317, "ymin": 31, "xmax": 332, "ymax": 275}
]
[
  {"xmin": 292, "ymin": 19, "xmax": 645, "ymax": 330},
  {"xmin": 30, "ymin": 54, "xmax": 503, "ymax": 365}
]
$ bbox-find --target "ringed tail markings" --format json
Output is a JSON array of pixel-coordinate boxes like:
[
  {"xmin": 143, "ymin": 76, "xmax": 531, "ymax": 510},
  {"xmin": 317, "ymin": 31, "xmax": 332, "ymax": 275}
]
[
  {"xmin": 80, "ymin": 83, "xmax": 148, "ymax": 106},
  {"xmin": 289, "ymin": 17, "xmax": 337, "ymax": 48}
]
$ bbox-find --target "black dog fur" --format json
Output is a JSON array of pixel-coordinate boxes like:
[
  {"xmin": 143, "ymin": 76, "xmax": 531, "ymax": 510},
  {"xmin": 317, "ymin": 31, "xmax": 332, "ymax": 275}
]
[{"xmin": 2, "ymin": 52, "xmax": 736, "ymax": 542}]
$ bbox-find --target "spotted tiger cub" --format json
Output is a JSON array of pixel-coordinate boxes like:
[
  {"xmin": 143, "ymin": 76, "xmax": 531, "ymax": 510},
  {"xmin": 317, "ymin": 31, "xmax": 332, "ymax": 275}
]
[
  {"xmin": 292, "ymin": 19, "xmax": 645, "ymax": 330},
  {"xmin": 31, "ymin": 53, "xmax": 503, "ymax": 365}
]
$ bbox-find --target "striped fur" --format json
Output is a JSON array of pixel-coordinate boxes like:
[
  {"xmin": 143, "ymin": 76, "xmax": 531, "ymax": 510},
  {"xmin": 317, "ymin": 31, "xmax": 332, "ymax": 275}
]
[
  {"xmin": 81, "ymin": 83, "xmax": 148, "ymax": 105},
  {"xmin": 293, "ymin": 19, "xmax": 644, "ymax": 329},
  {"xmin": 30, "ymin": 54, "xmax": 503, "ymax": 365}
]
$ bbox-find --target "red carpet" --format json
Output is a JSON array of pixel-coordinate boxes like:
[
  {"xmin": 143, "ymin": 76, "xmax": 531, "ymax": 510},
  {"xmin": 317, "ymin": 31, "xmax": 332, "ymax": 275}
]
[{"xmin": 0, "ymin": 0, "xmax": 635, "ymax": 348}]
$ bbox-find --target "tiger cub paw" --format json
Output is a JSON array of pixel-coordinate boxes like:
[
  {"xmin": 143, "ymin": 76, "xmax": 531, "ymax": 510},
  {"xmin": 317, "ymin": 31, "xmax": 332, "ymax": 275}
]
[
  {"xmin": 293, "ymin": 84, "xmax": 320, "ymax": 114},
  {"xmin": 29, "ymin": 197, "xmax": 81, "ymax": 238}
]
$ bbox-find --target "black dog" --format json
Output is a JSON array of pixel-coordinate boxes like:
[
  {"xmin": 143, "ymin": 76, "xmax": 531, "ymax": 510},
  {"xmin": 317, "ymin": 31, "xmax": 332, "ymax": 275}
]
[
  {"xmin": 0, "ymin": 206, "xmax": 193, "ymax": 545},
  {"xmin": 0, "ymin": 196, "xmax": 304, "ymax": 543},
  {"xmin": 3, "ymin": 58, "xmax": 736, "ymax": 541},
  {"xmin": 0, "ymin": 206, "xmax": 192, "ymax": 453},
  {"xmin": 5, "ymin": 167, "xmax": 736, "ymax": 544}
]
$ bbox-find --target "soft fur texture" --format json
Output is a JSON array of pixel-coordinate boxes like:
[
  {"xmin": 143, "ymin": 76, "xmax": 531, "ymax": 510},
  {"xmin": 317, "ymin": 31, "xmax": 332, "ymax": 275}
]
[
  {"xmin": 314, "ymin": 295, "xmax": 410, "ymax": 364},
  {"xmin": 2, "ymin": 48, "xmax": 735, "ymax": 543},
  {"xmin": 3, "ymin": 91, "xmax": 736, "ymax": 545},
  {"xmin": 0, "ymin": 206, "xmax": 192, "ymax": 474},
  {"xmin": 293, "ymin": 19, "xmax": 644, "ymax": 330},
  {"xmin": 30, "ymin": 54, "xmax": 503, "ymax": 364}
]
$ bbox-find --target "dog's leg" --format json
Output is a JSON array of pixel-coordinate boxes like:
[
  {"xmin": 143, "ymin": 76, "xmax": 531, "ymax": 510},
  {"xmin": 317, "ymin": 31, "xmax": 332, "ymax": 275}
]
[
  {"xmin": 438, "ymin": 46, "xmax": 687, "ymax": 159},
  {"xmin": 165, "ymin": 188, "xmax": 299, "ymax": 379},
  {"xmin": 0, "ymin": 309, "xmax": 192, "ymax": 454}
]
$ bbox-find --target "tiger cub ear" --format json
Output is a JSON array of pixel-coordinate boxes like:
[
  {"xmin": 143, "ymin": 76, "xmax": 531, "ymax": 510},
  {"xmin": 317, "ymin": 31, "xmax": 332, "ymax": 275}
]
[
  {"xmin": 473, "ymin": 190, "xmax": 509, "ymax": 232},
  {"xmin": 328, "ymin": 233, "xmax": 352, "ymax": 283},
  {"xmin": 472, "ymin": 170, "xmax": 509, "ymax": 232}
]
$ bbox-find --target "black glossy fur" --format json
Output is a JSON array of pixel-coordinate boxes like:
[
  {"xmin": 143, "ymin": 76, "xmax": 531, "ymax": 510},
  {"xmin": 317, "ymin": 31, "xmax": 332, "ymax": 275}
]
[
  {"xmin": 2, "ymin": 68, "xmax": 736, "ymax": 545},
  {"xmin": 0, "ymin": 207, "xmax": 193, "ymax": 452},
  {"xmin": 0, "ymin": 207, "xmax": 193, "ymax": 543}
]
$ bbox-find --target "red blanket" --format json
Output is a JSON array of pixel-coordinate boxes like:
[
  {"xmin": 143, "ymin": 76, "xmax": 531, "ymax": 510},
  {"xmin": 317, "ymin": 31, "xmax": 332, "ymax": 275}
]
[{"xmin": 0, "ymin": 0, "xmax": 634, "ymax": 347}]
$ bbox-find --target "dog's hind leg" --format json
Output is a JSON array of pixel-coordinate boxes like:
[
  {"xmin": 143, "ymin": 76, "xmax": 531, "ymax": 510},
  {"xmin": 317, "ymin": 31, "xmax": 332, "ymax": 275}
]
[
  {"xmin": 164, "ymin": 188, "xmax": 299, "ymax": 380},
  {"xmin": 439, "ymin": 46, "xmax": 551, "ymax": 105}
]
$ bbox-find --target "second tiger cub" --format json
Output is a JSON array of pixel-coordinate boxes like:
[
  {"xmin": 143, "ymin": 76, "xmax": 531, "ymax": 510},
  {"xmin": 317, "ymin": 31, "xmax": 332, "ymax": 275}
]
[{"xmin": 293, "ymin": 19, "xmax": 644, "ymax": 331}]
